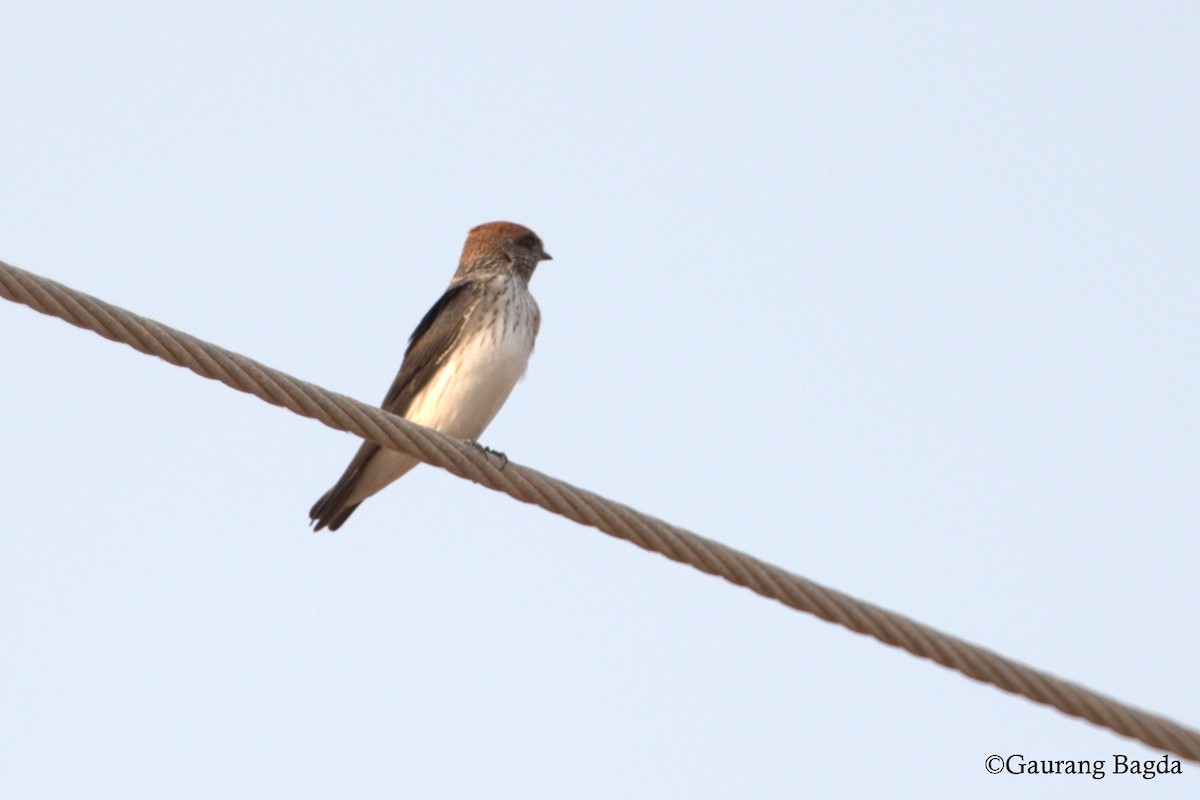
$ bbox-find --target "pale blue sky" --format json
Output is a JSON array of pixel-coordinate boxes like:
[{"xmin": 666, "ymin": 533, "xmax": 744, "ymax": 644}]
[{"xmin": 2, "ymin": 3, "xmax": 1198, "ymax": 797}]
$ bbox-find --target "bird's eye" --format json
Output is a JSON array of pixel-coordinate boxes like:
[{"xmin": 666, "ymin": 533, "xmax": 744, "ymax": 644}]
[{"xmin": 515, "ymin": 234, "xmax": 537, "ymax": 249}]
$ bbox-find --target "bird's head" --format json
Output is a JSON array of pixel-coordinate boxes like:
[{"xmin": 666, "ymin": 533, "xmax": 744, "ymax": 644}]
[{"xmin": 458, "ymin": 221, "xmax": 551, "ymax": 281}]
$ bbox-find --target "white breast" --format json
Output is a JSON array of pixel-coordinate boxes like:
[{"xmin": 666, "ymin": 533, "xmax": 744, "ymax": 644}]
[{"xmin": 403, "ymin": 281, "xmax": 539, "ymax": 441}]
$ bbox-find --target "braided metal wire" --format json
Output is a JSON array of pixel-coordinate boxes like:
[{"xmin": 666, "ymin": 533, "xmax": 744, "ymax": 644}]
[{"xmin": 3, "ymin": 258, "xmax": 1197, "ymax": 761}]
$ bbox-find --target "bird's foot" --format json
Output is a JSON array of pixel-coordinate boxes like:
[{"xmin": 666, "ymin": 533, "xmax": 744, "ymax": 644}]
[{"xmin": 468, "ymin": 440, "xmax": 509, "ymax": 470}]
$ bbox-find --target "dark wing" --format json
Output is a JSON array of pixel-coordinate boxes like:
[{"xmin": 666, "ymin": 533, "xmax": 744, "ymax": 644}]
[
  {"xmin": 379, "ymin": 280, "xmax": 480, "ymax": 414},
  {"xmin": 309, "ymin": 281, "xmax": 482, "ymax": 530}
]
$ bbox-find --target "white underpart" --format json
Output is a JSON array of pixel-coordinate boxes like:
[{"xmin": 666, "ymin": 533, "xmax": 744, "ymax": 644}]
[{"xmin": 347, "ymin": 281, "xmax": 539, "ymax": 506}]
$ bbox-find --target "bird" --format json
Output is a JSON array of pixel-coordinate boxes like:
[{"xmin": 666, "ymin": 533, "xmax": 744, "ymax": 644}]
[{"xmin": 309, "ymin": 221, "xmax": 552, "ymax": 531}]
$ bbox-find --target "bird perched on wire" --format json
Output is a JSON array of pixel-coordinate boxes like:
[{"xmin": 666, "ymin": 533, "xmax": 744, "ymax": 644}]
[{"xmin": 310, "ymin": 221, "xmax": 552, "ymax": 531}]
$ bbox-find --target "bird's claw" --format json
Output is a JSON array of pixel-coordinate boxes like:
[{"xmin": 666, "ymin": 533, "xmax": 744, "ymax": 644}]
[{"xmin": 468, "ymin": 440, "xmax": 509, "ymax": 470}]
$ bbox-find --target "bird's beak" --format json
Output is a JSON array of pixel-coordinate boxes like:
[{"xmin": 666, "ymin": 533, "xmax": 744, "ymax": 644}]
[{"xmin": 541, "ymin": 252, "xmax": 553, "ymax": 261}]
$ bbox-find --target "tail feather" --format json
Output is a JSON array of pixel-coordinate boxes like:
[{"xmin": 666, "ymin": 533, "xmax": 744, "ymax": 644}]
[
  {"xmin": 310, "ymin": 447, "xmax": 375, "ymax": 531},
  {"xmin": 309, "ymin": 486, "xmax": 361, "ymax": 531},
  {"xmin": 310, "ymin": 441, "xmax": 418, "ymax": 531}
]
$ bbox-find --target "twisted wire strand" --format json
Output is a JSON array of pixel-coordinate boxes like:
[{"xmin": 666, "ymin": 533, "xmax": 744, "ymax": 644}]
[{"xmin": 3, "ymin": 257, "xmax": 1197, "ymax": 761}]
